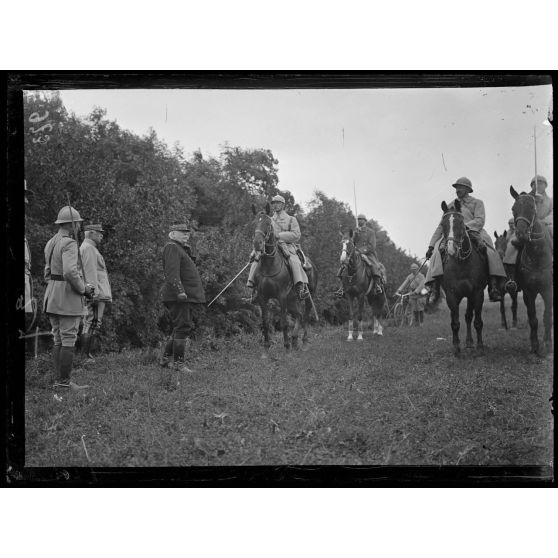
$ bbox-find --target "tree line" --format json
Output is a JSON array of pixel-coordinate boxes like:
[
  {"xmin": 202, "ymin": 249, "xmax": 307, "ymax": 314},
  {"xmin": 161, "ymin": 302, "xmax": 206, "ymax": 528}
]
[{"xmin": 24, "ymin": 91, "xmax": 416, "ymax": 350}]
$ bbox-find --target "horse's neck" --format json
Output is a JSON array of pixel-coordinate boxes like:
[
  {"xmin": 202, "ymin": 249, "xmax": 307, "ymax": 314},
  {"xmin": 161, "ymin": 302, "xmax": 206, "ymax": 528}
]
[
  {"xmin": 523, "ymin": 221, "xmax": 551, "ymax": 260},
  {"xmin": 348, "ymin": 253, "xmax": 366, "ymax": 278}
]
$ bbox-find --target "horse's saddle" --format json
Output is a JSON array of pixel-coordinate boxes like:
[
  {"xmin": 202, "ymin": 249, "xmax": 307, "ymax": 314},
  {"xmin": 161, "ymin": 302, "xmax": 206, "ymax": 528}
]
[{"xmin": 277, "ymin": 242, "xmax": 312, "ymax": 270}]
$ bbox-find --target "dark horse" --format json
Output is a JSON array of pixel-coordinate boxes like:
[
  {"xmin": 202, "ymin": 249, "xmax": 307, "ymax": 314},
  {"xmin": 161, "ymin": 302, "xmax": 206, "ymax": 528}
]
[
  {"xmin": 339, "ymin": 231, "xmax": 386, "ymax": 340},
  {"xmin": 494, "ymin": 229, "xmax": 519, "ymax": 329},
  {"xmin": 439, "ymin": 200, "xmax": 488, "ymax": 356},
  {"xmin": 510, "ymin": 187, "xmax": 553, "ymax": 355},
  {"xmin": 251, "ymin": 204, "xmax": 318, "ymax": 354}
]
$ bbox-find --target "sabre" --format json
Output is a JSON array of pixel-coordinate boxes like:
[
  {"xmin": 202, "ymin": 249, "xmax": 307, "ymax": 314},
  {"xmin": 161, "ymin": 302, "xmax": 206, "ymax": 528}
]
[
  {"xmin": 533, "ymin": 125, "xmax": 538, "ymax": 191},
  {"xmin": 207, "ymin": 261, "xmax": 251, "ymax": 307}
]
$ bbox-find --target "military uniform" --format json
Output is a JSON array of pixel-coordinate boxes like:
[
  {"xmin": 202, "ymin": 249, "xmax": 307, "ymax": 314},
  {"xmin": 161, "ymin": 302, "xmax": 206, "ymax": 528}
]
[
  {"xmin": 160, "ymin": 223, "xmax": 205, "ymax": 371},
  {"xmin": 247, "ymin": 196, "xmax": 309, "ymax": 299},
  {"xmin": 397, "ymin": 266, "xmax": 427, "ymax": 325},
  {"xmin": 43, "ymin": 206, "xmax": 91, "ymax": 389},
  {"xmin": 80, "ymin": 224, "xmax": 112, "ymax": 359}
]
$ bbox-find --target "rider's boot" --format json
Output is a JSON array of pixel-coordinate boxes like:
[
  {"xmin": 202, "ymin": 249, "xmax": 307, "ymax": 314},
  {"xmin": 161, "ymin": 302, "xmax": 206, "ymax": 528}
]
[
  {"xmin": 296, "ymin": 282, "xmax": 310, "ymax": 300},
  {"xmin": 426, "ymin": 277, "xmax": 441, "ymax": 309},
  {"xmin": 244, "ymin": 280, "xmax": 258, "ymax": 303},
  {"xmin": 488, "ymin": 275, "xmax": 503, "ymax": 302}
]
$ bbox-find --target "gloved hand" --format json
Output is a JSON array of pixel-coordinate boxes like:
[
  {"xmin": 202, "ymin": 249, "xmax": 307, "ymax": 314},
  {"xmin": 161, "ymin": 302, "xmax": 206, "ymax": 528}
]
[
  {"xmin": 250, "ymin": 250, "xmax": 261, "ymax": 263},
  {"xmin": 177, "ymin": 292, "xmax": 188, "ymax": 302},
  {"xmin": 83, "ymin": 284, "xmax": 95, "ymax": 299},
  {"xmin": 90, "ymin": 297, "xmax": 99, "ymax": 308},
  {"xmin": 426, "ymin": 246, "xmax": 434, "ymax": 259}
]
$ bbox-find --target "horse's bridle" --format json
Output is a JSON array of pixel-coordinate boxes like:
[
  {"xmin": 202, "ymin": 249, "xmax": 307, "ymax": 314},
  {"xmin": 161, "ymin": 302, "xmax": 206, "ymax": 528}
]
[
  {"xmin": 341, "ymin": 239, "xmax": 360, "ymax": 276},
  {"xmin": 443, "ymin": 211, "xmax": 472, "ymax": 261},
  {"xmin": 254, "ymin": 215, "xmax": 277, "ymax": 257},
  {"xmin": 514, "ymin": 193, "xmax": 545, "ymax": 242}
]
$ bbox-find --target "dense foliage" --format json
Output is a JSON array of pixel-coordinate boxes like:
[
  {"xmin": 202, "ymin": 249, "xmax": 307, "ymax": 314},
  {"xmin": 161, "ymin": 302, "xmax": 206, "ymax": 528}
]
[{"xmin": 24, "ymin": 92, "xmax": 416, "ymax": 349}]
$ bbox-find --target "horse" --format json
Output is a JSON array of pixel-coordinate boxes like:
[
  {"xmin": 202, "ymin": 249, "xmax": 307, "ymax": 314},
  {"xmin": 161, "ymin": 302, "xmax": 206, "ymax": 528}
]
[
  {"xmin": 251, "ymin": 203, "xmax": 318, "ymax": 354},
  {"xmin": 493, "ymin": 229, "xmax": 519, "ymax": 329},
  {"xmin": 339, "ymin": 231, "xmax": 386, "ymax": 341},
  {"xmin": 439, "ymin": 200, "xmax": 488, "ymax": 356},
  {"xmin": 510, "ymin": 187, "xmax": 553, "ymax": 355}
]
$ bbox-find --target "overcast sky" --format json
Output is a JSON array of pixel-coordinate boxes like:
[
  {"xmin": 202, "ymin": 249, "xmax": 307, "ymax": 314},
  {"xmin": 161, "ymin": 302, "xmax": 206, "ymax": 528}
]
[{"xmin": 59, "ymin": 85, "xmax": 552, "ymax": 258}]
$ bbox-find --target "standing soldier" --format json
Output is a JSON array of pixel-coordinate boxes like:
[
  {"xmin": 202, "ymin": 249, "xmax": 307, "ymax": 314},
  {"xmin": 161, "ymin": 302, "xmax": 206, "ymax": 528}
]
[
  {"xmin": 43, "ymin": 205, "xmax": 93, "ymax": 390},
  {"xmin": 425, "ymin": 177, "xmax": 507, "ymax": 306},
  {"xmin": 395, "ymin": 262, "xmax": 427, "ymax": 326},
  {"xmin": 160, "ymin": 222, "xmax": 206, "ymax": 373},
  {"xmin": 246, "ymin": 194, "xmax": 310, "ymax": 300},
  {"xmin": 503, "ymin": 175, "xmax": 553, "ymax": 292},
  {"xmin": 335, "ymin": 214, "xmax": 383, "ymax": 297},
  {"xmin": 80, "ymin": 224, "xmax": 112, "ymax": 362}
]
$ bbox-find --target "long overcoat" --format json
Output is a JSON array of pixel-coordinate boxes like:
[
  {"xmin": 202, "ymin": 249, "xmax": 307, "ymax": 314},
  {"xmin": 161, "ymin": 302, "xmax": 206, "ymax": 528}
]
[
  {"xmin": 43, "ymin": 230, "xmax": 86, "ymax": 316},
  {"xmin": 160, "ymin": 241, "xmax": 206, "ymax": 303}
]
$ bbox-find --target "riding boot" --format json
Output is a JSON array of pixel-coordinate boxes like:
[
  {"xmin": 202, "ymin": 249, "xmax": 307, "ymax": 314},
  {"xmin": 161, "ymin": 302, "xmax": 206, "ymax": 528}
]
[
  {"xmin": 173, "ymin": 338, "xmax": 195, "ymax": 373},
  {"xmin": 373, "ymin": 275, "xmax": 383, "ymax": 294},
  {"xmin": 80, "ymin": 333, "xmax": 91, "ymax": 357},
  {"xmin": 54, "ymin": 346, "xmax": 89, "ymax": 390},
  {"xmin": 488, "ymin": 275, "xmax": 503, "ymax": 302},
  {"xmin": 426, "ymin": 278, "xmax": 441, "ymax": 309},
  {"xmin": 87, "ymin": 334, "xmax": 98, "ymax": 363},
  {"xmin": 159, "ymin": 337, "xmax": 174, "ymax": 368},
  {"xmin": 52, "ymin": 345, "xmax": 61, "ymax": 382},
  {"xmin": 504, "ymin": 265, "xmax": 518, "ymax": 294}
]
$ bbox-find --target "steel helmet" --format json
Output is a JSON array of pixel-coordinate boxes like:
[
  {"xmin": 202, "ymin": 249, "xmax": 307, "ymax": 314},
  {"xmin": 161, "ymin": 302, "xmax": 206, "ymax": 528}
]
[
  {"xmin": 410, "ymin": 263, "xmax": 419, "ymax": 270},
  {"xmin": 530, "ymin": 175, "xmax": 547, "ymax": 187},
  {"xmin": 452, "ymin": 177, "xmax": 473, "ymax": 192},
  {"xmin": 54, "ymin": 205, "xmax": 83, "ymax": 224},
  {"xmin": 271, "ymin": 195, "xmax": 286, "ymax": 204},
  {"xmin": 357, "ymin": 214, "xmax": 367, "ymax": 220}
]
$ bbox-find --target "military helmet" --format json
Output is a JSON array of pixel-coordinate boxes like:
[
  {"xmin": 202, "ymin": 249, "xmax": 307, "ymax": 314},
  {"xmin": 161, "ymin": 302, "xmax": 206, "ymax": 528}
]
[
  {"xmin": 410, "ymin": 263, "xmax": 419, "ymax": 271},
  {"xmin": 357, "ymin": 214, "xmax": 367, "ymax": 220},
  {"xmin": 84, "ymin": 224, "xmax": 105, "ymax": 232},
  {"xmin": 54, "ymin": 205, "xmax": 83, "ymax": 224},
  {"xmin": 271, "ymin": 195, "xmax": 286, "ymax": 204},
  {"xmin": 452, "ymin": 177, "xmax": 473, "ymax": 192},
  {"xmin": 530, "ymin": 175, "xmax": 547, "ymax": 187}
]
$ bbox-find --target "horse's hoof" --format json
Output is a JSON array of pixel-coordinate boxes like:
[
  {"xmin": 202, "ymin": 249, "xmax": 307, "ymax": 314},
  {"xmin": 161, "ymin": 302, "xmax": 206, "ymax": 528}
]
[{"xmin": 357, "ymin": 336, "xmax": 363, "ymax": 341}]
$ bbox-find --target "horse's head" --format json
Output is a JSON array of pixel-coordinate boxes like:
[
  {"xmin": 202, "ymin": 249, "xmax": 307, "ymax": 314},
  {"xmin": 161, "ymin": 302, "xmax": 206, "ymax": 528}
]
[
  {"xmin": 440, "ymin": 200, "xmax": 467, "ymax": 258},
  {"xmin": 510, "ymin": 186, "xmax": 538, "ymax": 243},
  {"xmin": 493, "ymin": 230, "xmax": 508, "ymax": 260},
  {"xmin": 340, "ymin": 230, "xmax": 356, "ymax": 266},
  {"xmin": 251, "ymin": 203, "xmax": 275, "ymax": 253}
]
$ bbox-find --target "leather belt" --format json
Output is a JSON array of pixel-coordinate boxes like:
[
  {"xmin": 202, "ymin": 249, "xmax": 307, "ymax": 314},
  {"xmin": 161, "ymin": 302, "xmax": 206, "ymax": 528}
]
[{"xmin": 49, "ymin": 274, "xmax": 65, "ymax": 281}]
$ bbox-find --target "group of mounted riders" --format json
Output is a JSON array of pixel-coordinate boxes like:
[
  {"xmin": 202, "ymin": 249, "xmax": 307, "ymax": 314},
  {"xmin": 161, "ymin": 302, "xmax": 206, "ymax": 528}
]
[{"xmin": 246, "ymin": 173, "xmax": 552, "ymax": 334}]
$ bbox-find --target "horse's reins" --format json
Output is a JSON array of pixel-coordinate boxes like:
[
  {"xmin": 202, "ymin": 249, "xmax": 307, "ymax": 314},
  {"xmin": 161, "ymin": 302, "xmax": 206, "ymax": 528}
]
[
  {"xmin": 514, "ymin": 194, "xmax": 546, "ymax": 243},
  {"xmin": 443, "ymin": 211, "xmax": 472, "ymax": 261}
]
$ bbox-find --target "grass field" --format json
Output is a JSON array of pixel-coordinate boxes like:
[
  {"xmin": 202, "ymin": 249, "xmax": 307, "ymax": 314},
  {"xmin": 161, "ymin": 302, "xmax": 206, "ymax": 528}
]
[{"xmin": 24, "ymin": 298, "xmax": 553, "ymax": 468}]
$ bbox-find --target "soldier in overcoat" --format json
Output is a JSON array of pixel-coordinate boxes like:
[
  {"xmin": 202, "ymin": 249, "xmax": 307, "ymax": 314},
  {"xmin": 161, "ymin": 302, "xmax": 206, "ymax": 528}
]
[
  {"xmin": 246, "ymin": 194, "xmax": 310, "ymax": 300},
  {"xmin": 335, "ymin": 214, "xmax": 383, "ymax": 297},
  {"xmin": 160, "ymin": 222, "xmax": 206, "ymax": 373},
  {"xmin": 43, "ymin": 205, "xmax": 93, "ymax": 390},
  {"xmin": 80, "ymin": 223, "xmax": 112, "ymax": 361},
  {"xmin": 396, "ymin": 262, "xmax": 427, "ymax": 326},
  {"xmin": 425, "ymin": 177, "xmax": 507, "ymax": 305},
  {"xmin": 502, "ymin": 175, "xmax": 553, "ymax": 292}
]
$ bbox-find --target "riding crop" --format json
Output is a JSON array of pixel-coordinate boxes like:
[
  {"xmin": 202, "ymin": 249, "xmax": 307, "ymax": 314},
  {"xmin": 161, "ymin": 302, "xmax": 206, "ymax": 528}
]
[{"xmin": 207, "ymin": 261, "xmax": 251, "ymax": 307}]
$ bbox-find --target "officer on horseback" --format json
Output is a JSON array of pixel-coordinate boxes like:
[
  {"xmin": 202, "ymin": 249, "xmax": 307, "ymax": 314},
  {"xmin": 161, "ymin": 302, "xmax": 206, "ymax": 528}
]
[
  {"xmin": 425, "ymin": 177, "xmax": 507, "ymax": 306},
  {"xmin": 335, "ymin": 214, "xmax": 383, "ymax": 297},
  {"xmin": 246, "ymin": 194, "xmax": 310, "ymax": 301},
  {"xmin": 503, "ymin": 175, "xmax": 553, "ymax": 293}
]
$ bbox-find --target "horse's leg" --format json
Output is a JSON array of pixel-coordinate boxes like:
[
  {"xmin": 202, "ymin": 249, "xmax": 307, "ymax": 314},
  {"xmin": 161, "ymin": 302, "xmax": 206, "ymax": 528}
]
[
  {"xmin": 541, "ymin": 286, "xmax": 553, "ymax": 354},
  {"xmin": 301, "ymin": 299, "xmax": 310, "ymax": 351},
  {"xmin": 464, "ymin": 297, "xmax": 474, "ymax": 349},
  {"xmin": 260, "ymin": 300, "xmax": 270, "ymax": 358},
  {"xmin": 511, "ymin": 291, "xmax": 518, "ymax": 328},
  {"xmin": 347, "ymin": 296, "xmax": 354, "ymax": 341},
  {"xmin": 291, "ymin": 304, "xmax": 301, "ymax": 350},
  {"xmin": 523, "ymin": 289, "xmax": 539, "ymax": 354},
  {"xmin": 447, "ymin": 294, "xmax": 461, "ymax": 356},
  {"xmin": 357, "ymin": 296, "xmax": 364, "ymax": 340},
  {"xmin": 473, "ymin": 290, "xmax": 485, "ymax": 353},
  {"xmin": 500, "ymin": 296, "xmax": 508, "ymax": 330}
]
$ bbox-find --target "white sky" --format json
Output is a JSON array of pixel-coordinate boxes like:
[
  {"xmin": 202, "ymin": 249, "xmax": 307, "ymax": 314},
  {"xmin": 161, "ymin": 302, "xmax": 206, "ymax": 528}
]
[{"xmin": 59, "ymin": 85, "xmax": 552, "ymax": 258}]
